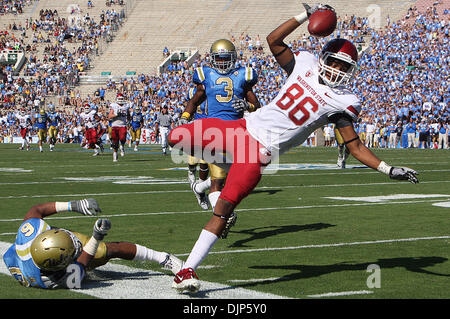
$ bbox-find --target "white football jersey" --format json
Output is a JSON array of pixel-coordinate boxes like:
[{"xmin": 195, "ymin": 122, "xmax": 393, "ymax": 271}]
[
  {"xmin": 110, "ymin": 102, "xmax": 129, "ymax": 127},
  {"xmin": 16, "ymin": 113, "xmax": 32, "ymax": 129},
  {"xmin": 80, "ymin": 110, "xmax": 97, "ymax": 129},
  {"xmin": 246, "ymin": 51, "xmax": 361, "ymax": 156}
]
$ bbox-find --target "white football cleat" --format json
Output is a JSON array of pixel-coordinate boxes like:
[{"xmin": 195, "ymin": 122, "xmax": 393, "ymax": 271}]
[
  {"xmin": 337, "ymin": 156, "xmax": 346, "ymax": 169},
  {"xmin": 191, "ymin": 181, "xmax": 210, "ymax": 210},
  {"xmin": 160, "ymin": 253, "xmax": 185, "ymax": 275},
  {"xmin": 113, "ymin": 151, "xmax": 118, "ymax": 162},
  {"xmin": 187, "ymin": 171, "xmax": 196, "ymax": 185},
  {"xmin": 172, "ymin": 268, "xmax": 200, "ymax": 293}
]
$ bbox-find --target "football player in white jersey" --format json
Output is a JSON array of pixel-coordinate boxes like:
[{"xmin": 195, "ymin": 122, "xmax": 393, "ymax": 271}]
[
  {"xmin": 80, "ymin": 104, "xmax": 101, "ymax": 156},
  {"xmin": 16, "ymin": 108, "xmax": 32, "ymax": 151},
  {"xmin": 168, "ymin": 4, "xmax": 419, "ymax": 293},
  {"xmin": 108, "ymin": 94, "xmax": 130, "ymax": 162}
]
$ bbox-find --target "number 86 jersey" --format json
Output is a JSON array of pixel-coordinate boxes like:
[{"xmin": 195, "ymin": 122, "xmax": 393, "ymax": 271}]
[{"xmin": 245, "ymin": 50, "xmax": 361, "ymax": 156}]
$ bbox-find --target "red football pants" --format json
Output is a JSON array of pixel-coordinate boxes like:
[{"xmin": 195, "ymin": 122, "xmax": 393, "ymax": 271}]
[
  {"xmin": 20, "ymin": 128, "xmax": 28, "ymax": 139},
  {"xmin": 111, "ymin": 126, "xmax": 127, "ymax": 145},
  {"xmin": 85, "ymin": 128, "xmax": 98, "ymax": 147},
  {"xmin": 169, "ymin": 118, "xmax": 269, "ymax": 206}
]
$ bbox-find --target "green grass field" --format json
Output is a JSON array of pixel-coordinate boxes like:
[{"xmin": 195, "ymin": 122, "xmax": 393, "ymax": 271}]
[{"xmin": 0, "ymin": 142, "xmax": 449, "ymax": 300}]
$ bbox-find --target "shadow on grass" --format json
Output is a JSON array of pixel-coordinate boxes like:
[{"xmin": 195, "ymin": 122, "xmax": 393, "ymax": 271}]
[
  {"xmin": 234, "ymin": 256, "xmax": 449, "ymax": 288},
  {"xmin": 228, "ymin": 223, "xmax": 335, "ymax": 248}
]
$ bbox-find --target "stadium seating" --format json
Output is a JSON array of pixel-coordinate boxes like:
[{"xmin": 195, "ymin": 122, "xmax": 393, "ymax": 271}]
[{"xmin": 82, "ymin": 0, "xmax": 416, "ymax": 76}]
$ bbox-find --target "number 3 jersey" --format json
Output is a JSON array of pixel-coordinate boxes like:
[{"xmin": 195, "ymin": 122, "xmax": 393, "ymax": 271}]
[
  {"xmin": 2, "ymin": 218, "xmax": 85, "ymax": 289},
  {"xmin": 245, "ymin": 50, "xmax": 361, "ymax": 156},
  {"xmin": 193, "ymin": 65, "xmax": 258, "ymax": 120}
]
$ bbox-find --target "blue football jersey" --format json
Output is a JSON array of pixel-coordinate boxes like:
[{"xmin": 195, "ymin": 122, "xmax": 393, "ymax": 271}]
[
  {"xmin": 35, "ymin": 113, "xmax": 48, "ymax": 129},
  {"xmin": 3, "ymin": 218, "xmax": 52, "ymax": 288},
  {"xmin": 188, "ymin": 87, "xmax": 207, "ymax": 120},
  {"xmin": 48, "ymin": 112, "xmax": 60, "ymax": 127},
  {"xmin": 2, "ymin": 218, "xmax": 85, "ymax": 289},
  {"xmin": 131, "ymin": 112, "xmax": 143, "ymax": 129},
  {"xmin": 193, "ymin": 66, "xmax": 257, "ymax": 120}
]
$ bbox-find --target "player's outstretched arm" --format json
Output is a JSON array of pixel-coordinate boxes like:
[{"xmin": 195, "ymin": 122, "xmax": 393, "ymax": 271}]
[
  {"xmin": 23, "ymin": 199, "xmax": 101, "ymax": 221},
  {"xmin": 266, "ymin": 17, "xmax": 297, "ymax": 70},
  {"xmin": 338, "ymin": 125, "xmax": 419, "ymax": 184}
]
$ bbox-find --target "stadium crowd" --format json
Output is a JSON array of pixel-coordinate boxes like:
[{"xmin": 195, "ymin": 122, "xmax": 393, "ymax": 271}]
[
  {"xmin": 0, "ymin": 3, "xmax": 449, "ymax": 149},
  {"xmin": 0, "ymin": 0, "xmax": 34, "ymax": 15}
]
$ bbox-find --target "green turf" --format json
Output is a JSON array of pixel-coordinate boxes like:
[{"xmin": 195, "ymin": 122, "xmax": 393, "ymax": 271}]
[{"xmin": 0, "ymin": 143, "xmax": 449, "ymax": 299}]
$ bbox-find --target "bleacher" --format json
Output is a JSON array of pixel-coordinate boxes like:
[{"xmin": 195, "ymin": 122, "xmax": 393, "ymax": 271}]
[
  {"xmin": 85, "ymin": 0, "xmax": 416, "ymax": 77},
  {"xmin": 1, "ymin": 0, "xmax": 418, "ymax": 102}
]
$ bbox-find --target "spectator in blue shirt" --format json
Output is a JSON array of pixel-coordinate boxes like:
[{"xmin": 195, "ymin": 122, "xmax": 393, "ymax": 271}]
[{"xmin": 406, "ymin": 118, "xmax": 417, "ymax": 148}]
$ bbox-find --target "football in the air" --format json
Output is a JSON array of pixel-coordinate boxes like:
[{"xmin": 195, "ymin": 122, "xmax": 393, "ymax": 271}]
[{"xmin": 307, "ymin": 8, "xmax": 337, "ymax": 37}]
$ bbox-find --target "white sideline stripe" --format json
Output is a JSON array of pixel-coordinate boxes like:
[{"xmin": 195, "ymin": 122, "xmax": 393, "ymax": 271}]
[
  {"xmin": 0, "ymin": 198, "xmax": 448, "ymax": 223},
  {"xmin": 0, "ymin": 198, "xmax": 447, "ymax": 223},
  {"xmin": 178, "ymin": 235, "xmax": 450, "ymax": 257},
  {"xmin": 0, "ymin": 241, "xmax": 284, "ymax": 299},
  {"xmin": 307, "ymin": 290, "xmax": 373, "ymax": 298},
  {"xmin": 1, "ymin": 180, "xmax": 450, "ymax": 199}
]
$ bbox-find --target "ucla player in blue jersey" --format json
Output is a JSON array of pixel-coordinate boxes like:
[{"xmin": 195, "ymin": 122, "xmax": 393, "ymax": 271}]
[
  {"xmin": 2, "ymin": 199, "xmax": 184, "ymax": 289},
  {"xmin": 34, "ymin": 108, "xmax": 49, "ymax": 152},
  {"xmin": 179, "ymin": 39, "xmax": 261, "ymax": 238},
  {"xmin": 129, "ymin": 105, "xmax": 144, "ymax": 151},
  {"xmin": 47, "ymin": 105, "xmax": 61, "ymax": 152}
]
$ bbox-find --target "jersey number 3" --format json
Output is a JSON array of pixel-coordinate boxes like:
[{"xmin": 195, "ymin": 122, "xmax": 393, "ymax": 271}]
[{"xmin": 276, "ymin": 83, "xmax": 318, "ymax": 126}]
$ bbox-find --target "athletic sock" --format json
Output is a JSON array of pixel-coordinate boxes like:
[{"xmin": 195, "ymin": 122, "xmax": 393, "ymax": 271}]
[
  {"xmin": 194, "ymin": 177, "xmax": 211, "ymax": 193},
  {"xmin": 183, "ymin": 229, "xmax": 218, "ymax": 270},
  {"xmin": 133, "ymin": 244, "xmax": 167, "ymax": 264},
  {"xmin": 208, "ymin": 191, "xmax": 221, "ymax": 210}
]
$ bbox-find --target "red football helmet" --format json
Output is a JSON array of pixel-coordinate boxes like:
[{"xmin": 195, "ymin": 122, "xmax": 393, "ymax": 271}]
[
  {"xmin": 318, "ymin": 38, "xmax": 358, "ymax": 87},
  {"xmin": 116, "ymin": 93, "xmax": 126, "ymax": 105},
  {"xmin": 83, "ymin": 103, "xmax": 90, "ymax": 113}
]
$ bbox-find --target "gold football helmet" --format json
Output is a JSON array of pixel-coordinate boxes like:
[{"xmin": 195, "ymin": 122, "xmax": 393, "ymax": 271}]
[
  {"xmin": 30, "ymin": 229, "xmax": 81, "ymax": 272},
  {"xmin": 210, "ymin": 39, "xmax": 237, "ymax": 74}
]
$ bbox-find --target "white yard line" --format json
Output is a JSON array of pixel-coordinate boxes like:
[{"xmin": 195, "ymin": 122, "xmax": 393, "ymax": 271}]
[
  {"xmin": 1, "ymin": 180, "xmax": 449, "ymax": 200},
  {"xmin": 0, "ymin": 198, "xmax": 448, "ymax": 223},
  {"xmin": 307, "ymin": 290, "xmax": 374, "ymax": 298},
  {"xmin": 228, "ymin": 277, "xmax": 283, "ymax": 284},
  {"xmin": 180, "ymin": 235, "xmax": 450, "ymax": 257}
]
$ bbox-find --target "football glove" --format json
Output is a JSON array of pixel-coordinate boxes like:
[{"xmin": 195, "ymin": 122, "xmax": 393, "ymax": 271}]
[
  {"xmin": 302, "ymin": 3, "xmax": 335, "ymax": 17},
  {"xmin": 389, "ymin": 167, "xmax": 419, "ymax": 184},
  {"xmin": 92, "ymin": 218, "xmax": 111, "ymax": 240},
  {"xmin": 232, "ymin": 95, "xmax": 250, "ymax": 113},
  {"xmin": 179, "ymin": 117, "xmax": 190, "ymax": 126},
  {"xmin": 70, "ymin": 198, "xmax": 101, "ymax": 216},
  {"xmin": 179, "ymin": 112, "xmax": 191, "ymax": 126}
]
